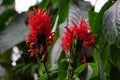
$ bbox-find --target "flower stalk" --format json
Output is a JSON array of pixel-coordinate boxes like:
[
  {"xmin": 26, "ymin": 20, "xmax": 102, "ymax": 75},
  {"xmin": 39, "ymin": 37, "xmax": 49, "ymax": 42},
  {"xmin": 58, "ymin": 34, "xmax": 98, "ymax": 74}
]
[
  {"xmin": 67, "ymin": 60, "xmax": 73, "ymax": 80},
  {"xmin": 43, "ymin": 62, "xmax": 50, "ymax": 80}
]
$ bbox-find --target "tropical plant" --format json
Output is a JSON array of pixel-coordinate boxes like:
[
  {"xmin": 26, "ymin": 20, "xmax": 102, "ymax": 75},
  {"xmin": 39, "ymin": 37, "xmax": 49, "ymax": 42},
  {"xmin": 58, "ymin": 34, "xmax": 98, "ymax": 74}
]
[{"xmin": 0, "ymin": 0, "xmax": 120, "ymax": 80}]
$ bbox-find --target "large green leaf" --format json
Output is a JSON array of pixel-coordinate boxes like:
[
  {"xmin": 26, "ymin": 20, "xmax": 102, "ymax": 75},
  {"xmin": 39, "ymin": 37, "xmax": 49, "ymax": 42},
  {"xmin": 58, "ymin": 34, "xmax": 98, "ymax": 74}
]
[
  {"xmin": 101, "ymin": 42, "xmax": 111, "ymax": 76},
  {"xmin": 90, "ymin": 0, "xmax": 116, "ymax": 34},
  {"xmin": 110, "ymin": 45, "xmax": 120, "ymax": 70},
  {"xmin": 57, "ymin": 0, "xmax": 71, "ymax": 25},
  {"xmin": 109, "ymin": 45, "xmax": 120, "ymax": 79},
  {"xmin": 103, "ymin": 0, "xmax": 120, "ymax": 46},
  {"xmin": 96, "ymin": 36, "xmax": 111, "ymax": 78},
  {"xmin": 57, "ymin": 51, "xmax": 68, "ymax": 80},
  {"xmin": 88, "ymin": 11, "xmax": 98, "ymax": 32},
  {"xmin": 0, "ymin": 13, "xmax": 28, "ymax": 53}
]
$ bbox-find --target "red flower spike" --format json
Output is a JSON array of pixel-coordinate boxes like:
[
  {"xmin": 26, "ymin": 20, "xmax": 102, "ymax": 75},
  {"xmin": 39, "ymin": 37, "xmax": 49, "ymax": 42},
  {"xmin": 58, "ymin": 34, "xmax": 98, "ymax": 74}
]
[
  {"xmin": 62, "ymin": 19, "xmax": 95, "ymax": 52},
  {"xmin": 78, "ymin": 19, "xmax": 88, "ymax": 40},
  {"xmin": 28, "ymin": 8, "xmax": 52, "ymax": 39},
  {"xmin": 62, "ymin": 19, "xmax": 95, "ymax": 65},
  {"xmin": 26, "ymin": 7, "xmax": 54, "ymax": 58}
]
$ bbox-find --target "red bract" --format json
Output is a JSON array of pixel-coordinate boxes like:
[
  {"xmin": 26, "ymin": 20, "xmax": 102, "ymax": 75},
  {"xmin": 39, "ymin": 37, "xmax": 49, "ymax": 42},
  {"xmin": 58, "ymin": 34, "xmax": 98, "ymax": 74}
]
[
  {"xmin": 26, "ymin": 7, "xmax": 54, "ymax": 59},
  {"xmin": 77, "ymin": 19, "xmax": 89, "ymax": 40},
  {"xmin": 62, "ymin": 19, "xmax": 95, "ymax": 65},
  {"xmin": 62, "ymin": 26, "xmax": 78, "ymax": 52},
  {"xmin": 62, "ymin": 19, "xmax": 95, "ymax": 52}
]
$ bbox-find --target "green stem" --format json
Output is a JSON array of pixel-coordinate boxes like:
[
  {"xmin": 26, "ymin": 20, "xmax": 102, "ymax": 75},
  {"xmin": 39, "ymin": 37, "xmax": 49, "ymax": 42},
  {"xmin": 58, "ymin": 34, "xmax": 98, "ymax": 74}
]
[
  {"xmin": 67, "ymin": 55, "xmax": 74, "ymax": 80},
  {"xmin": 43, "ymin": 62, "xmax": 50, "ymax": 80},
  {"xmin": 67, "ymin": 61, "xmax": 72, "ymax": 80}
]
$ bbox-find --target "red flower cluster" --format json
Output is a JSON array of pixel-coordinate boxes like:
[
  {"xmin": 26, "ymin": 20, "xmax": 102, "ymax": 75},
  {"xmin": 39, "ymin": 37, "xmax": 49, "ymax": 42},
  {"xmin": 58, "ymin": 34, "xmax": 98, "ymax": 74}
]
[
  {"xmin": 26, "ymin": 8, "xmax": 54, "ymax": 61},
  {"xmin": 62, "ymin": 19, "xmax": 95, "ymax": 65},
  {"xmin": 62, "ymin": 19, "xmax": 95, "ymax": 52}
]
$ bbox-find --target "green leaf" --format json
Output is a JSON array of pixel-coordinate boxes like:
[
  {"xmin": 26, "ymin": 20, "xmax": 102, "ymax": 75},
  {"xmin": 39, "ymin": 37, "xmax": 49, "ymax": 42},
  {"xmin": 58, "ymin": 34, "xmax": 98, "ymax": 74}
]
[
  {"xmin": 73, "ymin": 65, "xmax": 85, "ymax": 79},
  {"xmin": 101, "ymin": 42, "xmax": 110, "ymax": 63},
  {"xmin": 94, "ymin": 49, "xmax": 99, "ymax": 64},
  {"xmin": 51, "ymin": 0, "xmax": 58, "ymax": 4},
  {"xmin": 58, "ymin": 0, "xmax": 71, "ymax": 25},
  {"xmin": 101, "ymin": 43, "xmax": 110, "ymax": 68},
  {"xmin": 96, "ymin": 36, "xmax": 111, "ymax": 78},
  {"xmin": 52, "ymin": 13, "xmax": 59, "ymax": 39},
  {"xmin": 97, "ymin": 35, "xmax": 107, "ymax": 52},
  {"xmin": 110, "ymin": 45, "xmax": 120, "ymax": 70},
  {"xmin": 54, "ymin": 0, "xmax": 70, "ymax": 39},
  {"xmin": 88, "ymin": 63, "xmax": 98, "ymax": 79},
  {"xmin": 88, "ymin": 11, "xmax": 98, "ymax": 32},
  {"xmin": 90, "ymin": 0, "xmax": 116, "ymax": 34},
  {"xmin": 0, "ymin": 13, "xmax": 28, "ymax": 53},
  {"xmin": 0, "ymin": 9, "xmax": 16, "ymax": 31},
  {"xmin": 61, "ymin": 58, "xmax": 69, "ymax": 63},
  {"xmin": 103, "ymin": 0, "xmax": 120, "ymax": 46},
  {"xmin": 57, "ymin": 51, "xmax": 68, "ymax": 80},
  {"xmin": 97, "ymin": 37, "xmax": 111, "ymax": 77},
  {"xmin": 109, "ymin": 45, "xmax": 120, "ymax": 79},
  {"xmin": 2, "ymin": 0, "xmax": 14, "ymax": 5},
  {"xmin": 38, "ymin": 71, "xmax": 58, "ymax": 80},
  {"xmin": 38, "ymin": 0, "xmax": 50, "ymax": 8},
  {"xmin": 100, "ymin": 42, "xmax": 110, "ymax": 75}
]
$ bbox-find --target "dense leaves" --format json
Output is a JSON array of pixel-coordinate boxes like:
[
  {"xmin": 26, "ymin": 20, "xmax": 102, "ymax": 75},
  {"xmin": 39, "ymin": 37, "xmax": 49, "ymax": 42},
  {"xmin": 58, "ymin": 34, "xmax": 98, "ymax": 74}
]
[
  {"xmin": 103, "ymin": 0, "xmax": 120, "ymax": 46},
  {"xmin": 0, "ymin": 0, "xmax": 120, "ymax": 80},
  {"xmin": 89, "ymin": 0, "xmax": 116, "ymax": 34}
]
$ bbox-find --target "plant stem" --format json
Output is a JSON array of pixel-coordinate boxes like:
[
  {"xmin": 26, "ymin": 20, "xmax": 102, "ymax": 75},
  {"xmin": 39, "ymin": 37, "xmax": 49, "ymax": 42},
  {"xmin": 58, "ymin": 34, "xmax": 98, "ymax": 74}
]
[
  {"xmin": 67, "ymin": 58, "xmax": 74, "ymax": 80},
  {"xmin": 43, "ymin": 62, "xmax": 50, "ymax": 80}
]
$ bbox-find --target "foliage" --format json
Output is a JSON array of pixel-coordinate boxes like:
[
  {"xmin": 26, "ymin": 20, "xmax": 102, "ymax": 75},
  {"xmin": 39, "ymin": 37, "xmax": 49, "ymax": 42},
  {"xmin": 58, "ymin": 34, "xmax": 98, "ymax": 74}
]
[{"xmin": 0, "ymin": 0, "xmax": 120, "ymax": 80}]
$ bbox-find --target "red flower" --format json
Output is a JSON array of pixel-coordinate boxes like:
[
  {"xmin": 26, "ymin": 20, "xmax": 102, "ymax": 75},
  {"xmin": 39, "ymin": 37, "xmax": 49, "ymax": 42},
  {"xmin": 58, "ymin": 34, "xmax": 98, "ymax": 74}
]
[
  {"xmin": 26, "ymin": 7, "xmax": 54, "ymax": 59},
  {"xmin": 62, "ymin": 26, "xmax": 78, "ymax": 52},
  {"xmin": 77, "ymin": 19, "xmax": 89, "ymax": 40},
  {"xmin": 62, "ymin": 19, "xmax": 95, "ymax": 52},
  {"xmin": 62, "ymin": 19, "xmax": 95, "ymax": 65}
]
